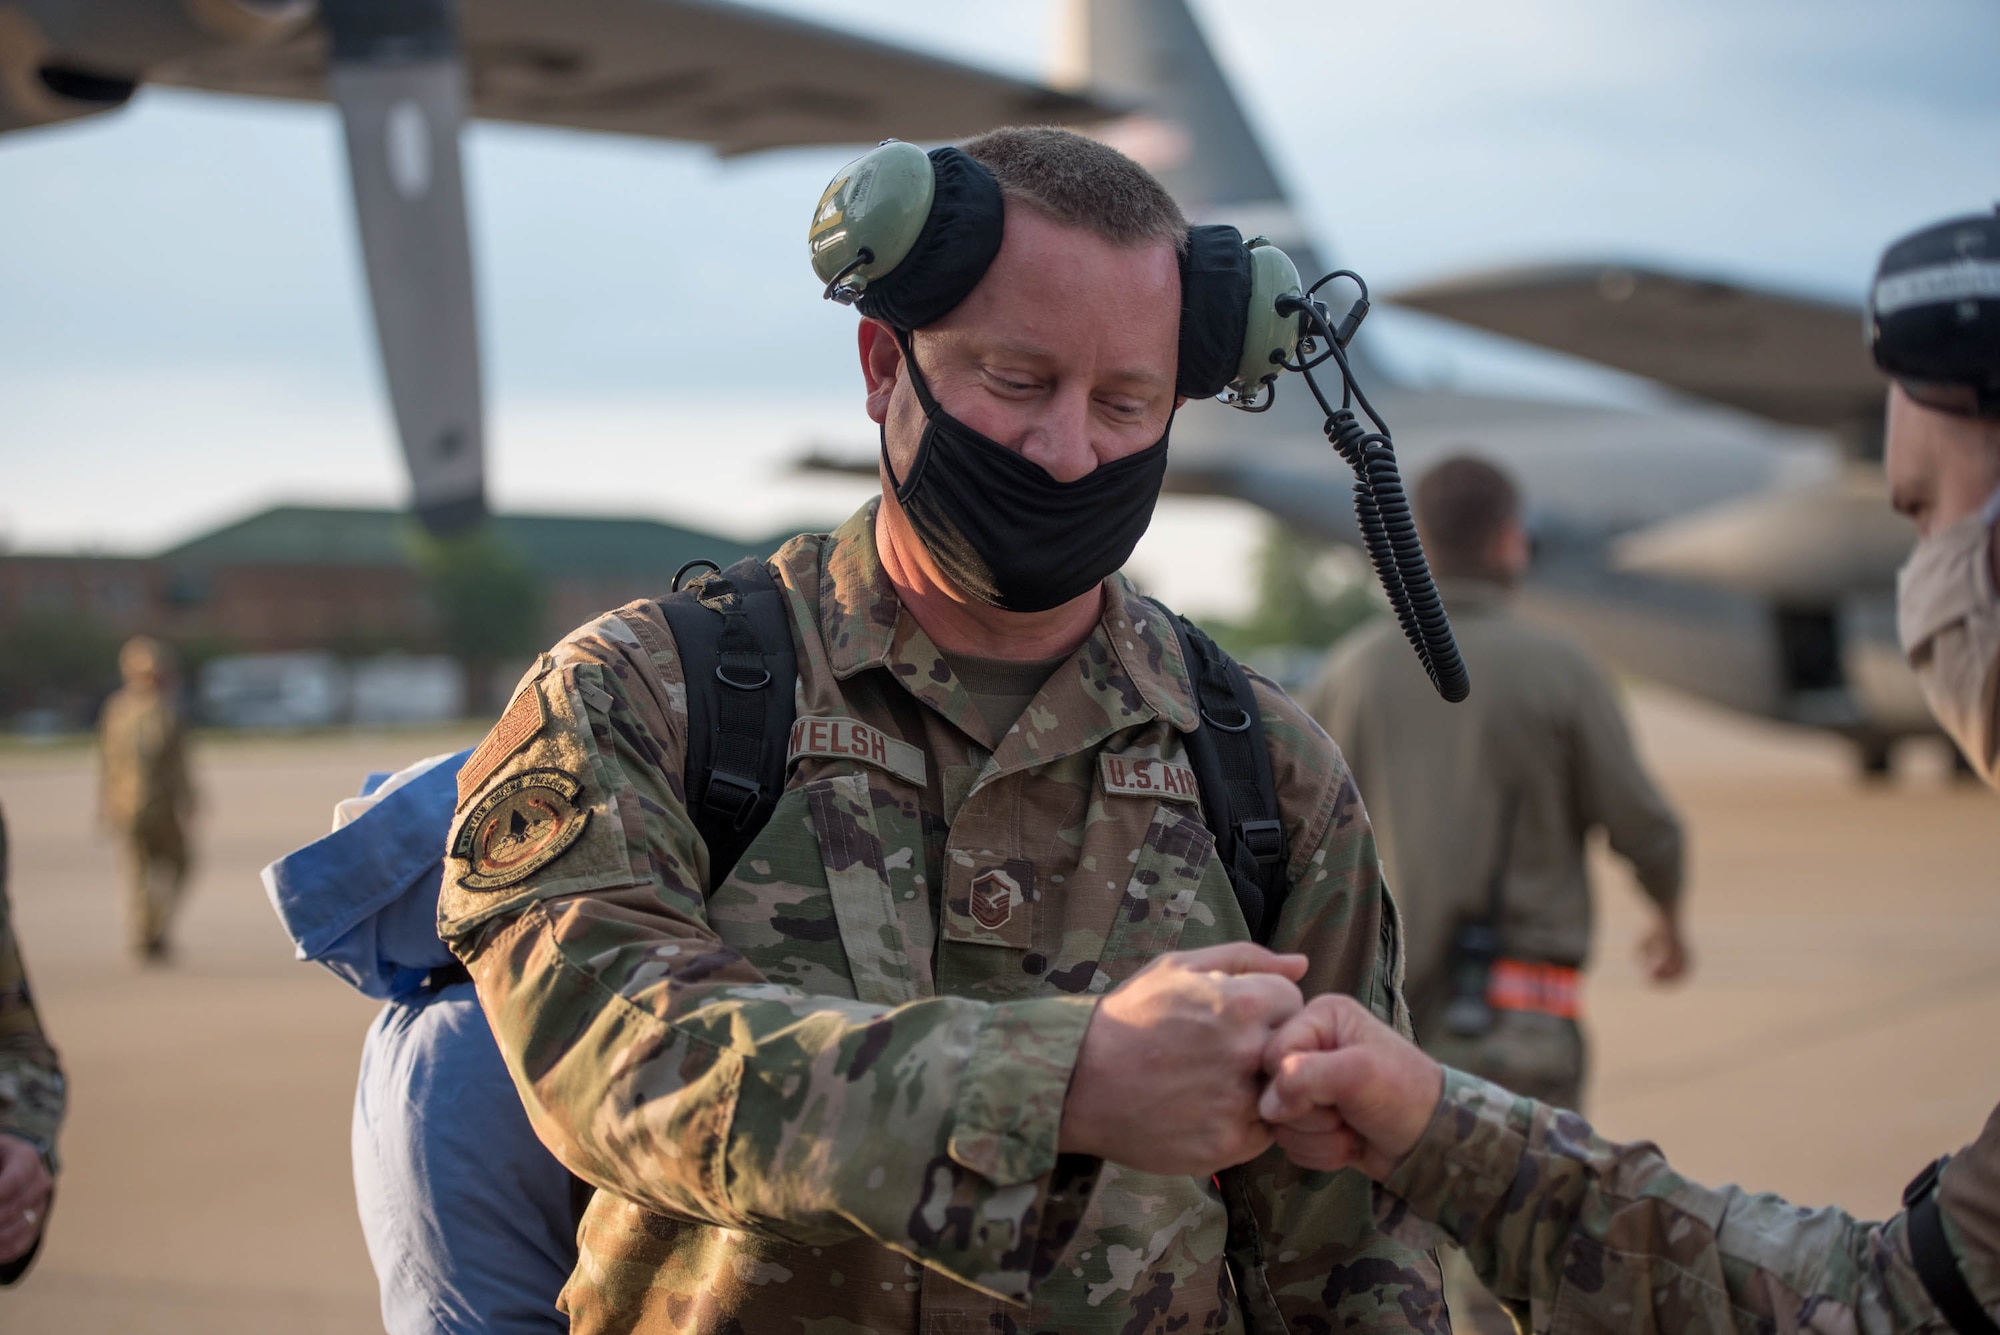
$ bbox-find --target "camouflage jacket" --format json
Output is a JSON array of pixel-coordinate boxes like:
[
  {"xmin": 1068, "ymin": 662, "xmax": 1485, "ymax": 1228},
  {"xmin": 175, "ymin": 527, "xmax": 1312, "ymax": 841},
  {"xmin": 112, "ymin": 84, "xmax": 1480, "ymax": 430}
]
[
  {"xmin": 1384, "ymin": 1066, "xmax": 2000, "ymax": 1334},
  {"xmin": 0, "ymin": 807, "xmax": 64, "ymax": 1168},
  {"xmin": 440, "ymin": 501, "xmax": 1444, "ymax": 1335},
  {"xmin": 98, "ymin": 685, "xmax": 192, "ymax": 833}
]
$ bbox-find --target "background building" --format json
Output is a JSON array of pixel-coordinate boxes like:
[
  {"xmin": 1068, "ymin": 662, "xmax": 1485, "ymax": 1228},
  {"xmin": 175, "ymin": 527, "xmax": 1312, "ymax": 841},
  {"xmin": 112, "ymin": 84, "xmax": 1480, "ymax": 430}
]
[{"xmin": 0, "ymin": 504, "xmax": 785, "ymax": 728}]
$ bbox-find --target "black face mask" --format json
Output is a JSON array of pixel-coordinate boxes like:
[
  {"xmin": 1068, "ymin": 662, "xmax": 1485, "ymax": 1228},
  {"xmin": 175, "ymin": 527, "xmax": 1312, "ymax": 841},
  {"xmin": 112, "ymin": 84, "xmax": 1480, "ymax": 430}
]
[{"xmin": 883, "ymin": 329, "xmax": 1172, "ymax": 613}]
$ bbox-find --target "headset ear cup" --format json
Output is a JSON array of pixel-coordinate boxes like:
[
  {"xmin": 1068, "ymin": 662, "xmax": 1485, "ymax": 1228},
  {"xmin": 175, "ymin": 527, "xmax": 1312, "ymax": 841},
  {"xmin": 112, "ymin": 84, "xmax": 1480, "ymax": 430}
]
[
  {"xmin": 809, "ymin": 141, "xmax": 938, "ymax": 300},
  {"xmin": 856, "ymin": 149, "xmax": 1005, "ymax": 332},
  {"xmin": 808, "ymin": 143, "xmax": 1005, "ymax": 332},
  {"xmin": 1178, "ymin": 225, "xmax": 1252, "ymax": 399},
  {"xmin": 1234, "ymin": 239, "xmax": 1304, "ymax": 394}
]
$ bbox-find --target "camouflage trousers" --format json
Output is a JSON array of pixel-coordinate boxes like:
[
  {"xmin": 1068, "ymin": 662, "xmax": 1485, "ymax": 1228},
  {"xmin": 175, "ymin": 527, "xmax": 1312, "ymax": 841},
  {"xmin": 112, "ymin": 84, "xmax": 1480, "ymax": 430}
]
[
  {"xmin": 1424, "ymin": 1009, "xmax": 1586, "ymax": 1335},
  {"xmin": 122, "ymin": 818, "xmax": 188, "ymax": 958}
]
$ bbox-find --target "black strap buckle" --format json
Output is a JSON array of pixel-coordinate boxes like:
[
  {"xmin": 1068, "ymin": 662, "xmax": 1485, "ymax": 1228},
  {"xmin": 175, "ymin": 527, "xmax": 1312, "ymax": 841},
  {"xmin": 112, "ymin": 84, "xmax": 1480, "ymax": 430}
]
[
  {"xmin": 702, "ymin": 769, "xmax": 763, "ymax": 832},
  {"xmin": 1237, "ymin": 818, "xmax": 1285, "ymax": 869}
]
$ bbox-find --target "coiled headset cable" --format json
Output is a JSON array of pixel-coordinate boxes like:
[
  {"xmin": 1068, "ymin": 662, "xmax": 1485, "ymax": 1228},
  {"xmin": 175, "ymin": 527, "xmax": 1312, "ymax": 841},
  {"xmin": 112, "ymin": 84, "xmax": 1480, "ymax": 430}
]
[{"xmin": 1268, "ymin": 272, "xmax": 1471, "ymax": 703}]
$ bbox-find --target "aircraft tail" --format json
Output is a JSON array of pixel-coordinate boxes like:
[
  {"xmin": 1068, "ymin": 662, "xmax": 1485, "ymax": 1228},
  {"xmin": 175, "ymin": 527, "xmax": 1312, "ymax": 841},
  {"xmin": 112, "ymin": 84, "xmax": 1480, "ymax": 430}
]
[{"xmin": 1056, "ymin": 0, "xmax": 1324, "ymax": 276}]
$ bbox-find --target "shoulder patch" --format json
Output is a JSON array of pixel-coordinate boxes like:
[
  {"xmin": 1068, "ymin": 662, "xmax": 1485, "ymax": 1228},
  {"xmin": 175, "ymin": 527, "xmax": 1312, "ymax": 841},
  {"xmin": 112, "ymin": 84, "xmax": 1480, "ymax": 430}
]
[
  {"xmin": 451, "ymin": 768, "xmax": 590, "ymax": 891},
  {"xmin": 788, "ymin": 715, "xmax": 926, "ymax": 787},
  {"xmin": 458, "ymin": 681, "xmax": 548, "ymax": 809},
  {"xmin": 1100, "ymin": 754, "xmax": 1201, "ymax": 804}
]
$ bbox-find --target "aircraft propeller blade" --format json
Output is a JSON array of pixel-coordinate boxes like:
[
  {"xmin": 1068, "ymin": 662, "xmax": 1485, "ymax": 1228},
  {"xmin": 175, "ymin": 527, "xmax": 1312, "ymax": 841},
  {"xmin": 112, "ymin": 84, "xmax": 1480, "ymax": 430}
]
[{"xmin": 327, "ymin": 0, "xmax": 485, "ymax": 533}]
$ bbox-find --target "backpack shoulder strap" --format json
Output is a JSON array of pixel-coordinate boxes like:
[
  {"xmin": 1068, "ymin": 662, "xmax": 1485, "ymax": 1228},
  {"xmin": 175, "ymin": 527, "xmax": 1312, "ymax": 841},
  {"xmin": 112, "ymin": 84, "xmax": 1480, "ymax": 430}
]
[
  {"xmin": 656, "ymin": 556, "xmax": 797, "ymax": 890},
  {"xmin": 1159, "ymin": 606, "xmax": 1289, "ymax": 944},
  {"xmin": 1905, "ymin": 1156, "xmax": 2000, "ymax": 1335}
]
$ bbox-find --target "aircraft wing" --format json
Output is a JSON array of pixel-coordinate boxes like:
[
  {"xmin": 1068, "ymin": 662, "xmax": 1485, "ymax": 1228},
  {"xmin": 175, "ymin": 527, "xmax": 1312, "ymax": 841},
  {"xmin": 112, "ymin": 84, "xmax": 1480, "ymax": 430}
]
[
  {"xmin": 0, "ymin": 0, "xmax": 1108, "ymax": 532},
  {"xmin": 152, "ymin": 0, "xmax": 1108, "ymax": 153},
  {"xmin": 1158, "ymin": 369, "xmax": 1827, "ymax": 549},
  {"xmin": 1610, "ymin": 463, "xmax": 1913, "ymax": 601},
  {"xmin": 1392, "ymin": 264, "xmax": 1888, "ymax": 436}
]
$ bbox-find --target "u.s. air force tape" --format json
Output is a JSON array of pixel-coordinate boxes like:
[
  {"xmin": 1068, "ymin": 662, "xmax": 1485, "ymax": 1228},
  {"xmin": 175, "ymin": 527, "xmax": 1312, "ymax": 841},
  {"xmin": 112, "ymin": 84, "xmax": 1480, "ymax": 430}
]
[
  {"xmin": 1099, "ymin": 754, "xmax": 1201, "ymax": 803},
  {"xmin": 452, "ymin": 768, "xmax": 590, "ymax": 891}
]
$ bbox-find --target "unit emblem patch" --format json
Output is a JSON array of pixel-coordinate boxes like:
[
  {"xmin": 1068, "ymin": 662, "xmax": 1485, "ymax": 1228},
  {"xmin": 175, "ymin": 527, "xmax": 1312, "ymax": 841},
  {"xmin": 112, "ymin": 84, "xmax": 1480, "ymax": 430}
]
[
  {"xmin": 452, "ymin": 768, "xmax": 589, "ymax": 891},
  {"xmin": 969, "ymin": 867, "xmax": 1020, "ymax": 931}
]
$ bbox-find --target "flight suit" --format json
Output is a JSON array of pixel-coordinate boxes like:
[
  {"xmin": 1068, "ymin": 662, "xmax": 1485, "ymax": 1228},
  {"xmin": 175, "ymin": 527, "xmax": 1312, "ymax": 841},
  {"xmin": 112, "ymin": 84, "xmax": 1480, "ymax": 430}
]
[
  {"xmin": 1384, "ymin": 1067, "xmax": 2000, "ymax": 1335},
  {"xmin": 0, "ymin": 807, "xmax": 65, "ymax": 1285},
  {"xmin": 440, "ymin": 501, "xmax": 1445, "ymax": 1335},
  {"xmin": 98, "ymin": 683, "xmax": 194, "ymax": 956},
  {"xmin": 1304, "ymin": 579, "xmax": 1683, "ymax": 1112}
]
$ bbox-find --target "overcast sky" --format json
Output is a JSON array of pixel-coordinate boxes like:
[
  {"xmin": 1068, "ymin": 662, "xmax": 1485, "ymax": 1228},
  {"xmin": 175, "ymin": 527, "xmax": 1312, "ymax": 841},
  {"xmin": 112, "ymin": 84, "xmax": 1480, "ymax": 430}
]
[{"xmin": 0, "ymin": 0, "xmax": 1993, "ymax": 612}]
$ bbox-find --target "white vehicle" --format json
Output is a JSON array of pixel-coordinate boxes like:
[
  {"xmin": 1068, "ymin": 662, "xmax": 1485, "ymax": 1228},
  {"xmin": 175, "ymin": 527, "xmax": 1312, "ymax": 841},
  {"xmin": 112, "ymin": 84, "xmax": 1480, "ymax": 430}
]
[
  {"xmin": 347, "ymin": 655, "xmax": 464, "ymax": 727},
  {"xmin": 199, "ymin": 653, "xmax": 346, "ymax": 730}
]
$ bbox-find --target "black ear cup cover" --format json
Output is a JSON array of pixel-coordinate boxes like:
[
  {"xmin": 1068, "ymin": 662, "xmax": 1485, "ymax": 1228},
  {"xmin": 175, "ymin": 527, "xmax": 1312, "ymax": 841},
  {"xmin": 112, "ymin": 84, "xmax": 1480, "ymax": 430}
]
[
  {"xmin": 1178, "ymin": 224, "xmax": 1253, "ymax": 399},
  {"xmin": 855, "ymin": 147, "xmax": 1006, "ymax": 332}
]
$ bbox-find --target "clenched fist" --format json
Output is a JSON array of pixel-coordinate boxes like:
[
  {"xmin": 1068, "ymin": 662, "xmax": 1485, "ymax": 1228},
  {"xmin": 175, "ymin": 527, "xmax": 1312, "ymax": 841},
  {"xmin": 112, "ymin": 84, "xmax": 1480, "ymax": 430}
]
[
  {"xmin": 1257, "ymin": 993, "xmax": 1444, "ymax": 1180},
  {"xmin": 1060, "ymin": 942, "xmax": 1308, "ymax": 1177}
]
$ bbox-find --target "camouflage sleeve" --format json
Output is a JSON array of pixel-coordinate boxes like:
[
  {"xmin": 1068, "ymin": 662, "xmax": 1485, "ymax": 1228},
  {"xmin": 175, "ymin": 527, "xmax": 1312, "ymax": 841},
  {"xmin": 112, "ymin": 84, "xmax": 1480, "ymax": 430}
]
[
  {"xmin": 440, "ymin": 612, "xmax": 1100, "ymax": 1307},
  {"xmin": 0, "ymin": 813, "xmax": 65, "ymax": 1160},
  {"xmin": 1385, "ymin": 1067, "xmax": 2000, "ymax": 1334},
  {"xmin": 1221, "ymin": 678, "xmax": 1446, "ymax": 1333}
]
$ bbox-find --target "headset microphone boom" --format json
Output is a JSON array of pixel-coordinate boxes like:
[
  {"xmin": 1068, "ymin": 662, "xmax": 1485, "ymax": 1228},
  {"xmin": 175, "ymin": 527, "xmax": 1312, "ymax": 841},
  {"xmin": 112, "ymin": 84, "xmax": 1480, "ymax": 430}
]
[{"xmin": 810, "ymin": 139, "xmax": 1469, "ymax": 702}]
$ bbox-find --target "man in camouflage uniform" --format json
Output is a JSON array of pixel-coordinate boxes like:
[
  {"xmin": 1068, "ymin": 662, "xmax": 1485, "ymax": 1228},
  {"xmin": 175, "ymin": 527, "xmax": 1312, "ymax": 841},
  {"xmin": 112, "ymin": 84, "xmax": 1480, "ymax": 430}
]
[
  {"xmin": 1256, "ymin": 212, "xmax": 2000, "ymax": 1335},
  {"xmin": 441, "ymin": 127, "xmax": 1445, "ymax": 1333},
  {"xmin": 0, "ymin": 805, "xmax": 65, "ymax": 1284},
  {"xmin": 99, "ymin": 635, "xmax": 196, "ymax": 962}
]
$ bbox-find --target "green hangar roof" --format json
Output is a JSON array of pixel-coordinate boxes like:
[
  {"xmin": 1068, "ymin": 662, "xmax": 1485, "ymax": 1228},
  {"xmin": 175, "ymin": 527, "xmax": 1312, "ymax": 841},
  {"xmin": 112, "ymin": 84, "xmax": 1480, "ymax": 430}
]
[{"xmin": 156, "ymin": 505, "xmax": 791, "ymax": 578}]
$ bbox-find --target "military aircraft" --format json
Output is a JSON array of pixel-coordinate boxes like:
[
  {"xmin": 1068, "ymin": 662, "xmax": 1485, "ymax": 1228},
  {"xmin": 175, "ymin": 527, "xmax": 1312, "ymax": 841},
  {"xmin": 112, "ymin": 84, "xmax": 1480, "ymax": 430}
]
[
  {"xmin": 1063, "ymin": 0, "xmax": 1928, "ymax": 775},
  {"xmin": 3, "ymin": 0, "xmax": 1930, "ymax": 773},
  {"xmin": 0, "ymin": 0, "xmax": 1106, "ymax": 529}
]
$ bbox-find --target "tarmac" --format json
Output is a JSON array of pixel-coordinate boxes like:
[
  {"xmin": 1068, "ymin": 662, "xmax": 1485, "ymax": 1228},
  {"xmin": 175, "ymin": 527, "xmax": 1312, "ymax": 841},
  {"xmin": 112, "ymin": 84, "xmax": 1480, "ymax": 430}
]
[{"xmin": 0, "ymin": 687, "xmax": 1995, "ymax": 1331}]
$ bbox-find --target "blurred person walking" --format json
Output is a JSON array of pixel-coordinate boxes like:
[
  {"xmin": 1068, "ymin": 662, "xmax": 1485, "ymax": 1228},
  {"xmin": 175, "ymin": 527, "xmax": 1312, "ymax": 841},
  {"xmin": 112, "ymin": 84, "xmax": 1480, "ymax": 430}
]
[
  {"xmin": 98, "ymin": 636, "xmax": 196, "ymax": 962},
  {"xmin": 1304, "ymin": 455, "xmax": 1689, "ymax": 1111},
  {"xmin": 0, "ymin": 805, "xmax": 65, "ymax": 1284},
  {"xmin": 1303, "ymin": 454, "xmax": 1689, "ymax": 1332}
]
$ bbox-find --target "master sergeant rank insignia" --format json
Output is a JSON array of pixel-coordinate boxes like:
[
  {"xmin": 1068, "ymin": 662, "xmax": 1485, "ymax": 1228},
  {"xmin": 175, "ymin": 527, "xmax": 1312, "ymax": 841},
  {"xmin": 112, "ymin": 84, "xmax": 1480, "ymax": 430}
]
[
  {"xmin": 453, "ymin": 768, "xmax": 590, "ymax": 891},
  {"xmin": 968, "ymin": 867, "xmax": 1020, "ymax": 931}
]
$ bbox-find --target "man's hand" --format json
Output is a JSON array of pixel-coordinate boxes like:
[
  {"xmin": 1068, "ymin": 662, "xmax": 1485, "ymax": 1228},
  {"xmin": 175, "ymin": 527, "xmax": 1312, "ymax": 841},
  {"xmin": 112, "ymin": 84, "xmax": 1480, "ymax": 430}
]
[
  {"xmin": 1059, "ymin": 942, "xmax": 1308, "ymax": 1177},
  {"xmin": 1257, "ymin": 994, "xmax": 1444, "ymax": 1181},
  {"xmin": 1637, "ymin": 910, "xmax": 1691, "ymax": 984},
  {"xmin": 0, "ymin": 1134, "xmax": 51, "ymax": 1265}
]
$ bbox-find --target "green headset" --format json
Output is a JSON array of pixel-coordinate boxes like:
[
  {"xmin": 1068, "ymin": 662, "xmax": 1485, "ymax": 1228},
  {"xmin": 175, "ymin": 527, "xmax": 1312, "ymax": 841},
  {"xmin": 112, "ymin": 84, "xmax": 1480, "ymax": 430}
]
[{"xmin": 807, "ymin": 140, "xmax": 1308, "ymax": 404}]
